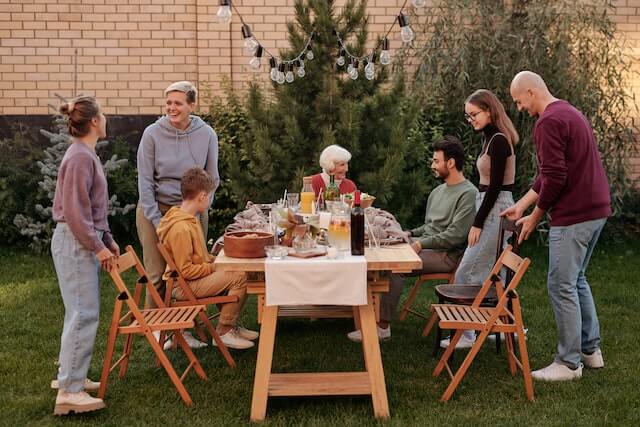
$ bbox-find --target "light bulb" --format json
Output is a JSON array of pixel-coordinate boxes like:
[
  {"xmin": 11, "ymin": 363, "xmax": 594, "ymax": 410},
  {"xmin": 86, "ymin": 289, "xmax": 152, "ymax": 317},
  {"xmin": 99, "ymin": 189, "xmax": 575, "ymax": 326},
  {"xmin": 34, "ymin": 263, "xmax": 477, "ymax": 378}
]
[
  {"xmin": 380, "ymin": 50, "xmax": 391, "ymax": 65},
  {"xmin": 306, "ymin": 50, "xmax": 314, "ymax": 60},
  {"xmin": 347, "ymin": 63, "xmax": 354, "ymax": 74},
  {"xmin": 349, "ymin": 68, "xmax": 358, "ymax": 80},
  {"xmin": 364, "ymin": 61, "xmax": 374, "ymax": 75},
  {"xmin": 337, "ymin": 56, "xmax": 345, "ymax": 66},
  {"xmin": 400, "ymin": 26, "xmax": 415, "ymax": 43},
  {"xmin": 412, "ymin": 0, "xmax": 426, "ymax": 7},
  {"xmin": 216, "ymin": 1, "xmax": 232, "ymax": 24},
  {"xmin": 244, "ymin": 37, "xmax": 258, "ymax": 56},
  {"xmin": 277, "ymin": 72, "xmax": 285, "ymax": 84},
  {"xmin": 365, "ymin": 71, "xmax": 374, "ymax": 80},
  {"xmin": 270, "ymin": 67, "xmax": 278, "ymax": 81},
  {"xmin": 297, "ymin": 66, "xmax": 305, "ymax": 77},
  {"xmin": 249, "ymin": 56, "xmax": 261, "ymax": 70},
  {"xmin": 285, "ymin": 70, "xmax": 294, "ymax": 83}
]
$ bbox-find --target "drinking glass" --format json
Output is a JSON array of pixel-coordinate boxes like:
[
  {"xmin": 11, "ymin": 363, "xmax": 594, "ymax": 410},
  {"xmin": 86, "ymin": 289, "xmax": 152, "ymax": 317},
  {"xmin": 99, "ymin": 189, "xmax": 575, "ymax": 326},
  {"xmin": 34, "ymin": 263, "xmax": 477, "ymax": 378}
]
[{"xmin": 286, "ymin": 193, "xmax": 300, "ymax": 211}]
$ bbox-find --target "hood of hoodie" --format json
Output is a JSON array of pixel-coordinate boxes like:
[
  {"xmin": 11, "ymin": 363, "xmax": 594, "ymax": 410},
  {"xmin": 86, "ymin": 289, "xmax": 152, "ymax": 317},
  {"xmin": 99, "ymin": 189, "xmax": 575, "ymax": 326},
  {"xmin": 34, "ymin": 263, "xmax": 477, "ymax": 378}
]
[
  {"xmin": 156, "ymin": 206, "xmax": 199, "ymax": 242},
  {"xmin": 155, "ymin": 114, "xmax": 207, "ymax": 137}
]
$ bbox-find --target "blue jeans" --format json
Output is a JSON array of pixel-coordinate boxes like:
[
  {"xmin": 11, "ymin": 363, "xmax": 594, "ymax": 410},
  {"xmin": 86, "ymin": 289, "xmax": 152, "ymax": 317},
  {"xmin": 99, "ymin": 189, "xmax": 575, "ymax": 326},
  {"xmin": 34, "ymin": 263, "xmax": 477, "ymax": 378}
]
[
  {"xmin": 548, "ymin": 217, "xmax": 606, "ymax": 368},
  {"xmin": 51, "ymin": 223, "xmax": 102, "ymax": 393},
  {"xmin": 454, "ymin": 191, "xmax": 514, "ymax": 285}
]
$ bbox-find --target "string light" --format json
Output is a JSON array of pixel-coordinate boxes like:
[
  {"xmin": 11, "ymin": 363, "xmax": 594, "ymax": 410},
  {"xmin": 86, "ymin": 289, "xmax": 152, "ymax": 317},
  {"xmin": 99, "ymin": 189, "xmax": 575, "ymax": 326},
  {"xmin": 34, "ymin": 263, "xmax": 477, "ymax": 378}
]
[
  {"xmin": 398, "ymin": 13, "xmax": 415, "ymax": 43},
  {"xmin": 242, "ymin": 24, "xmax": 259, "ymax": 56},
  {"xmin": 412, "ymin": 0, "xmax": 426, "ymax": 7},
  {"xmin": 269, "ymin": 57, "xmax": 278, "ymax": 81},
  {"xmin": 249, "ymin": 45, "xmax": 263, "ymax": 70},
  {"xmin": 217, "ymin": 0, "xmax": 232, "ymax": 24},
  {"xmin": 379, "ymin": 38, "xmax": 391, "ymax": 65}
]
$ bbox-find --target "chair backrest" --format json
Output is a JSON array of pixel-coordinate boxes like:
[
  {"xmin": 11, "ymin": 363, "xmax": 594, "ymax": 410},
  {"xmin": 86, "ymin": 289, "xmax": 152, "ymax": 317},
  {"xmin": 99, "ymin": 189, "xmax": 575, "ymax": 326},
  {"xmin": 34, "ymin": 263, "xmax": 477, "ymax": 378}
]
[
  {"xmin": 472, "ymin": 245, "xmax": 530, "ymax": 311},
  {"xmin": 156, "ymin": 242, "xmax": 199, "ymax": 303},
  {"xmin": 109, "ymin": 246, "xmax": 166, "ymax": 311}
]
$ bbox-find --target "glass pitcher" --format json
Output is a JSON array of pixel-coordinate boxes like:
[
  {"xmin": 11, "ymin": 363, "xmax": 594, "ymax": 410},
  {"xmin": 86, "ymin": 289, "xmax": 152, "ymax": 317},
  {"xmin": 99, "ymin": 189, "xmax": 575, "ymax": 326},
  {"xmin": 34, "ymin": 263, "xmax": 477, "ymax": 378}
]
[{"xmin": 327, "ymin": 202, "xmax": 351, "ymax": 252}]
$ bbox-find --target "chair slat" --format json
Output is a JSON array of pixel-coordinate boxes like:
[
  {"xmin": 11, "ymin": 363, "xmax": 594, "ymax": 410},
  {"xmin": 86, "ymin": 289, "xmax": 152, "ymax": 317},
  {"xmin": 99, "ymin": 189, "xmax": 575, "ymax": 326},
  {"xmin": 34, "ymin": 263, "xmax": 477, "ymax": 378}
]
[
  {"xmin": 115, "ymin": 251, "xmax": 137, "ymax": 274},
  {"xmin": 501, "ymin": 250, "xmax": 524, "ymax": 272}
]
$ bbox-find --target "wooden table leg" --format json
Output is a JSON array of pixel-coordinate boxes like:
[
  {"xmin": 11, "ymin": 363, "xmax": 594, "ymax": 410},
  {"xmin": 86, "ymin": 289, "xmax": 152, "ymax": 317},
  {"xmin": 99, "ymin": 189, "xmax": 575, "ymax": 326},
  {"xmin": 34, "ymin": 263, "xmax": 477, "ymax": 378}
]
[
  {"xmin": 250, "ymin": 304, "xmax": 278, "ymax": 422},
  {"xmin": 358, "ymin": 293, "xmax": 390, "ymax": 419}
]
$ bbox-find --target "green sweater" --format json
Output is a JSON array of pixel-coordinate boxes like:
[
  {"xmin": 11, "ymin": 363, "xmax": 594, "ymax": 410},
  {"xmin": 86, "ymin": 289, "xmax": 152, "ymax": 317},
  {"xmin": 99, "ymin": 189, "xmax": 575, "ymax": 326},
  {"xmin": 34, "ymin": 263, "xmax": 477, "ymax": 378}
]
[{"xmin": 410, "ymin": 179, "xmax": 478, "ymax": 254}]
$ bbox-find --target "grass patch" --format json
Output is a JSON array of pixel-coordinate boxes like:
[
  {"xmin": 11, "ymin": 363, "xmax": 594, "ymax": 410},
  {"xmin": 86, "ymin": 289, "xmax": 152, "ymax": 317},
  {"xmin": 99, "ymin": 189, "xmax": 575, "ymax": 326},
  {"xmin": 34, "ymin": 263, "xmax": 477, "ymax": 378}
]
[{"xmin": 1, "ymin": 240, "xmax": 639, "ymax": 426}]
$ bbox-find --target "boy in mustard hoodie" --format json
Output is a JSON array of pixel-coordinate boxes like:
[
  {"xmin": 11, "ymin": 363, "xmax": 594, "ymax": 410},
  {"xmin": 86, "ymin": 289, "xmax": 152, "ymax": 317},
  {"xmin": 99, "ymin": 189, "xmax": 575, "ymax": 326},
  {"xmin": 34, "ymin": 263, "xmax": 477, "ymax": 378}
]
[{"xmin": 157, "ymin": 167, "xmax": 257, "ymax": 350}]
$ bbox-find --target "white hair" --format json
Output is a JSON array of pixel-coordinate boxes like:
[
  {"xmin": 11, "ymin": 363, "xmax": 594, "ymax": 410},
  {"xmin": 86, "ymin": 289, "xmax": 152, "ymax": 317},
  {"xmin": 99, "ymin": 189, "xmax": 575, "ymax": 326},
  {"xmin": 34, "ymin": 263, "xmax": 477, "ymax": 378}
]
[
  {"xmin": 164, "ymin": 81, "xmax": 198, "ymax": 103},
  {"xmin": 319, "ymin": 144, "xmax": 352, "ymax": 173}
]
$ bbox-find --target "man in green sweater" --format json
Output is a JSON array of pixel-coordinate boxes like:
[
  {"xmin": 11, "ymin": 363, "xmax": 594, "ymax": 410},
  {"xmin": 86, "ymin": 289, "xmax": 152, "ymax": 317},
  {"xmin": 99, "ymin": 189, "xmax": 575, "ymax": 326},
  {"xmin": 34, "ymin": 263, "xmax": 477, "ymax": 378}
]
[{"xmin": 348, "ymin": 136, "xmax": 477, "ymax": 342}]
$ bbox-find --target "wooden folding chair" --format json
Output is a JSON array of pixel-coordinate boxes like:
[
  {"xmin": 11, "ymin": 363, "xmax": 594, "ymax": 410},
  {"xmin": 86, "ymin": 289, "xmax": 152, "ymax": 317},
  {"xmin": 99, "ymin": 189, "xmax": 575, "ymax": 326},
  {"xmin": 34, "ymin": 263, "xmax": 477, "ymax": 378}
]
[
  {"xmin": 423, "ymin": 245, "xmax": 534, "ymax": 402},
  {"xmin": 156, "ymin": 242, "xmax": 237, "ymax": 368},
  {"xmin": 98, "ymin": 246, "xmax": 208, "ymax": 406}
]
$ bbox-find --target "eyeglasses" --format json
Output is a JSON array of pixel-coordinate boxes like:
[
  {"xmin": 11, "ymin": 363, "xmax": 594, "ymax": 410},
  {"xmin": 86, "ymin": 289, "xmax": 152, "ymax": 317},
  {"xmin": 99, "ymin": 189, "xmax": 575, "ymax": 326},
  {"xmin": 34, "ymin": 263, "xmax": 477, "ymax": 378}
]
[{"xmin": 465, "ymin": 110, "xmax": 486, "ymax": 122}]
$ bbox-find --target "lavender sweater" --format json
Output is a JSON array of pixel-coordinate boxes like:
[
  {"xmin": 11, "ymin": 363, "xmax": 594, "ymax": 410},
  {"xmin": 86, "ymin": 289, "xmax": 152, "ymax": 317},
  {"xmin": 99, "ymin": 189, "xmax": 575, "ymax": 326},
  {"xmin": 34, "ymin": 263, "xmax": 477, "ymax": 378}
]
[{"xmin": 52, "ymin": 141, "xmax": 114, "ymax": 253}]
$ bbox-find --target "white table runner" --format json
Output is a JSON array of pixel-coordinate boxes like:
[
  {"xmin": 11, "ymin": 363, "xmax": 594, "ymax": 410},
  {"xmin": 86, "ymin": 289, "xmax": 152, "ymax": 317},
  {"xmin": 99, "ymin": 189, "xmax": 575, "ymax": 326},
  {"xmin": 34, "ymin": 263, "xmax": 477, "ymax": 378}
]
[{"xmin": 265, "ymin": 255, "xmax": 367, "ymax": 306}]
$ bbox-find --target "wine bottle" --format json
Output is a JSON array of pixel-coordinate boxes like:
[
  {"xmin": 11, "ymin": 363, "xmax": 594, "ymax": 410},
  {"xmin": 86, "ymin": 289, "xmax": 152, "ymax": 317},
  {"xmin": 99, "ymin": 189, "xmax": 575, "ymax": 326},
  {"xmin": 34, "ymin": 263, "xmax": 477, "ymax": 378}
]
[
  {"xmin": 351, "ymin": 190, "xmax": 365, "ymax": 255},
  {"xmin": 323, "ymin": 174, "xmax": 340, "ymax": 202}
]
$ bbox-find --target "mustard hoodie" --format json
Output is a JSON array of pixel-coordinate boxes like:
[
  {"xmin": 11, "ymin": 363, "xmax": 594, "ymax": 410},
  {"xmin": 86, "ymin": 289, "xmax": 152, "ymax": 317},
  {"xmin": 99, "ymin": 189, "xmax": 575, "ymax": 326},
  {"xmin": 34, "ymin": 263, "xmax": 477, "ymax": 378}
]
[{"xmin": 156, "ymin": 206, "xmax": 214, "ymax": 281}]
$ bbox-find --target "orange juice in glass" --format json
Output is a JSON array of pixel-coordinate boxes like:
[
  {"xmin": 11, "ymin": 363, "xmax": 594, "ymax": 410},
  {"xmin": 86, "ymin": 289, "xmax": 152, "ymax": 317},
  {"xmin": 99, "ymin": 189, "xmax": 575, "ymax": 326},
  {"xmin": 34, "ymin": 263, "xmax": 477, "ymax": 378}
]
[
  {"xmin": 328, "ymin": 213, "xmax": 351, "ymax": 251},
  {"xmin": 300, "ymin": 192, "xmax": 315, "ymax": 214}
]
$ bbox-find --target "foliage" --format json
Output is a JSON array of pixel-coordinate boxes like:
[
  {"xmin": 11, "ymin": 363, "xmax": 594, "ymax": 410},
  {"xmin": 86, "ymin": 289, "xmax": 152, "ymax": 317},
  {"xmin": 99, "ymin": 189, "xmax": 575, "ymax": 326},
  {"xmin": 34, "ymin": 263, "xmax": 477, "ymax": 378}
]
[
  {"xmin": 407, "ymin": 0, "xmax": 638, "ymax": 225},
  {"xmin": 0, "ymin": 124, "xmax": 46, "ymax": 246},
  {"xmin": 200, "ymin": 82, "xmax": 249, "ymax": 239},
  {"xmin": 222, "ymin": 0, "xmax": 422, "ymax": 225},
  {"xmin": 13, "ymin": 112, "xmax": 135, "ymax": 253}
]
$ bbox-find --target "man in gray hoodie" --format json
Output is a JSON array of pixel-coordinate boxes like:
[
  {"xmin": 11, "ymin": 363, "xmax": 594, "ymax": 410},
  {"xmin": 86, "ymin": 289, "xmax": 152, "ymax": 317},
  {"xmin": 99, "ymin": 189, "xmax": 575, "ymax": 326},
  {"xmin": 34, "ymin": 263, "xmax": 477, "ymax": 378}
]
[{"xmin": 136, "ymin": 82, "xmax": 219, "ymax": 349}]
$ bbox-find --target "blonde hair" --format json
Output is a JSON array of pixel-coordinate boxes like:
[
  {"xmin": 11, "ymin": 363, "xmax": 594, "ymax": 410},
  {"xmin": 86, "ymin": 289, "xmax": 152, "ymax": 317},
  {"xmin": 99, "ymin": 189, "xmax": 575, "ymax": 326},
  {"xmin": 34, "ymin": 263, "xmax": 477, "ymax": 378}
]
[
  {"xmin": 466, "ymin": 89, "xmax": 519, "ymax": 145},
  {"xmin": 319, "ymin": 144, "xmax": 352, "ymax": 173},
  {"xmin": 164, "ymin": 81, "xmax": 197, "ymax": 104}
]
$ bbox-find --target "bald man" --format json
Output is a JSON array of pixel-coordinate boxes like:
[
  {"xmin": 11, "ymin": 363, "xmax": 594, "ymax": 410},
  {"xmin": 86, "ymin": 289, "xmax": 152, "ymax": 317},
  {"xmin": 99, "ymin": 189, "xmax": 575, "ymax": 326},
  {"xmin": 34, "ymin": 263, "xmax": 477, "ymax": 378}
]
[{"xmin": 501, "ymin": 71, "xmax": 611, "ymax": 382}]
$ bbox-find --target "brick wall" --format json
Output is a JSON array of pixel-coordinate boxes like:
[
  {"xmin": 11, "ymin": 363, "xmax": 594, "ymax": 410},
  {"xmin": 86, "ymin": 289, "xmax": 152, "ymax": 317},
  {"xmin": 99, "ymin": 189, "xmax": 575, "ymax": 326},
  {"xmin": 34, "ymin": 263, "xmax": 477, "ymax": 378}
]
[{"xmin": 1, "ymin": 0, "xmax": 639, "ymax": 181}]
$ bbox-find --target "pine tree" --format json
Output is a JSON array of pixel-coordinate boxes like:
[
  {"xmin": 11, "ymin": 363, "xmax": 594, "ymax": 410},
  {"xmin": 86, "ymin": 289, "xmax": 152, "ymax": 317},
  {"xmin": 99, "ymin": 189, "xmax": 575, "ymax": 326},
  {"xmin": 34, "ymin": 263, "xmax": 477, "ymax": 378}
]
[
  {"xmin": 227, "ymin": 0, "xmax": 426, "ymax": 224},
  {"xmin": 13, "ymin": 100, "xmax": 135, "ymax": 253}
]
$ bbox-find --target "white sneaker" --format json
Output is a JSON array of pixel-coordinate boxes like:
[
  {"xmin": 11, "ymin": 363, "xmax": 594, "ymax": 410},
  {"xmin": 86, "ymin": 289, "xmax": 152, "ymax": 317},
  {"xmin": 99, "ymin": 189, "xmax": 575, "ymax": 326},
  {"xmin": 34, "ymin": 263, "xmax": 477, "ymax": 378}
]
[
  {"xmin": 236, "ymin": 325, "xmax": 259, "ymax": 341},
  {"xmin": 213, "ymin": 328, "xmax": 254, "ymax": 350},
  {"xmin": 440, "ymin": 334, "xmax": 476, "ymax": 349},
  {"xmin": 531, "ymin": 362, "xmax": 583, "ymax": 381},
  {"xmin": 347, "ymin": 325, "xmax": 391, "ymax": 343},
  {"xmin": 53, "ymin": 390, "xmax": 105, "ymax": 415},
  {"xmin": 582, "ymin": 349, "xmax": 604, "ymax": 369},
  {"xmin": 487, "ymin": 328, "xmax": 528, "ymax": 342},
  {"xmin": 162, "ymin": 331, "xmax": 208, "ymax": 351},
  {"xmin": 51, "ymin": 378, "xmax": 100, "ymax": 392}
]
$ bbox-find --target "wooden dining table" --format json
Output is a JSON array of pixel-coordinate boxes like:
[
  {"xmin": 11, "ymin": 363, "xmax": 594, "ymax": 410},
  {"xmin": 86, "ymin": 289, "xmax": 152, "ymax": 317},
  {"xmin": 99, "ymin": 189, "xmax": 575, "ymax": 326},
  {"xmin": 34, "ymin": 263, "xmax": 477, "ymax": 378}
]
[{"xmin": 214, "ymin": 243, "xmax": 422, "ymax": 422}]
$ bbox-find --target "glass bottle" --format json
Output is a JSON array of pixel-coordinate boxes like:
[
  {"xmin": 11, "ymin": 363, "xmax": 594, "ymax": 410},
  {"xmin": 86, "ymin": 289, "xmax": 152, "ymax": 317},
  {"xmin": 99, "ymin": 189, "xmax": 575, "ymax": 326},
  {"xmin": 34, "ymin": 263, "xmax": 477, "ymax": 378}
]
[
  {"xmin": 300, "ymin": 176, "xmax": 315, "ymax": 214},
  {"xmin": 351, "ymin": 191, "xmax": 365, "ymax": 255},
  {"xmin": 323, "ymin": 174, "xmax": 340, "ymax": 203}
]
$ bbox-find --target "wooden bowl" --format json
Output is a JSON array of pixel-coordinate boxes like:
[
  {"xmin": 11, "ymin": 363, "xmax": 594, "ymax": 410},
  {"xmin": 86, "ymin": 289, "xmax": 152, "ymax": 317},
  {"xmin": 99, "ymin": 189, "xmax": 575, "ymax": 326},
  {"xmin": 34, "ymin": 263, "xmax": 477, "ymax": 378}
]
[{"xmin": 223, "ymin": 231, "xmax": 274, "ymax": 258}]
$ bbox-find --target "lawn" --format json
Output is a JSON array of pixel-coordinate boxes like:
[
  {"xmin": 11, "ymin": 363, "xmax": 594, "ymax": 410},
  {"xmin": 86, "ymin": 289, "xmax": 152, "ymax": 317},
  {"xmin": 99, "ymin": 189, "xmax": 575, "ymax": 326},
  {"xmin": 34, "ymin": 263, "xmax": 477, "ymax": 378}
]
[{"xmin": 1, "ymin": 239, "xmax": 639, "ymax": 426}]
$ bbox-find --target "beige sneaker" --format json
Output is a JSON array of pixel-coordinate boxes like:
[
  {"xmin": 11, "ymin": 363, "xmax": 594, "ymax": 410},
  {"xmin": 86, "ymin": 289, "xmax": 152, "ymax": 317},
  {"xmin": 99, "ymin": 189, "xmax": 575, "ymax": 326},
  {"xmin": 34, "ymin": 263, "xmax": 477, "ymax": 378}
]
[
  {"xmin": 51, "ymin": 378, "xmax": 100, "ymax": 392},
  {"xmin": 582, "ymin": 349, "xmax": 604, "ymax": 369},
  {"xmin": 532, "ymin": 362, "xmax": 583, "ymax": 382},
  {"xmin": 236, "ymin": 325, "xmax": 259, "ymax": 341},
  {"xmin": 213, "ymin": 328, "xmax": 254, "ymax": 350},
  {"xmin": 347, "ymin": 325, "xmax": 391, "ymax": 343},
  {"xmin": 53, "ymin": 390, "xmax": 105, "ymax": 415}
]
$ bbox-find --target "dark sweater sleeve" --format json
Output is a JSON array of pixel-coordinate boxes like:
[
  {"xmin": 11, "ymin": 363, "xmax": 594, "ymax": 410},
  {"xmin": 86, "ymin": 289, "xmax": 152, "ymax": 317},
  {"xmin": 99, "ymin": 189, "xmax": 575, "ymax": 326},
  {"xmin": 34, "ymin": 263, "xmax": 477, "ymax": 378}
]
[
  {"xmin": 473, "ymin": 136, "xmax": 511, "ymax": 228},
  {"xmin": 535, "ymin": 119, "xmax": 568, "ymax": 211}
]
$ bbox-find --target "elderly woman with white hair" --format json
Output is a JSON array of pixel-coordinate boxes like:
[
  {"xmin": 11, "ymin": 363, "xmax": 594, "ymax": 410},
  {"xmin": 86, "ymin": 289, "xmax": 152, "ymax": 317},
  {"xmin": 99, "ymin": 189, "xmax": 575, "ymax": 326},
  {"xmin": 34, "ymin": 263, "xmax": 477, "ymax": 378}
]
[
  {"xmin": 136, "ymin": 81, "xmax": 219, "ymax": 348},
  {"xmin": 311, "ymin": 144, "xmax": 357, "ymax": 196}
]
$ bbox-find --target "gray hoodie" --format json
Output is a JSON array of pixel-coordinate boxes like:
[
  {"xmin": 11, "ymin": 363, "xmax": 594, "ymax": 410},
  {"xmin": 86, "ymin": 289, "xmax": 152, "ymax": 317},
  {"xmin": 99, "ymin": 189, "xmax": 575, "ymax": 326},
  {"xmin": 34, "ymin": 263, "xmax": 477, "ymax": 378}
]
[{"xmin": 137, "ymin": 115, "xmax": 219, "ymax": 227}]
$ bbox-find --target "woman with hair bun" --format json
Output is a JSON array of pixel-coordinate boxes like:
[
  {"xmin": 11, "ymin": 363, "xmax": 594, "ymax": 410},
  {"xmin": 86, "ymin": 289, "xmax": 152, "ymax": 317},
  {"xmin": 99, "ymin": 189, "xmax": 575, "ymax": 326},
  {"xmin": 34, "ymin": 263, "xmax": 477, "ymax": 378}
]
[
  {"xmin": 310, "ymin": 144, "xmax": 357, "ymax": 196},
  {"xmin": 51, "ymin": 96, "xmax": 118, "ymax": 415}
]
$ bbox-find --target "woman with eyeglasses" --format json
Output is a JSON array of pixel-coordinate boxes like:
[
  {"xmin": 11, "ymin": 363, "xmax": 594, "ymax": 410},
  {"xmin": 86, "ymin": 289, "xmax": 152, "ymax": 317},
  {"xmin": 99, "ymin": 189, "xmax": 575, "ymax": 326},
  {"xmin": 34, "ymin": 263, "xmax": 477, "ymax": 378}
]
[
  {"xmin": 136, "ymin": 81, "xmax": 219, "ymax": 349},
  {"xmin": 440, "ymin": 89, "xmax": 519, "ymax": 349}
]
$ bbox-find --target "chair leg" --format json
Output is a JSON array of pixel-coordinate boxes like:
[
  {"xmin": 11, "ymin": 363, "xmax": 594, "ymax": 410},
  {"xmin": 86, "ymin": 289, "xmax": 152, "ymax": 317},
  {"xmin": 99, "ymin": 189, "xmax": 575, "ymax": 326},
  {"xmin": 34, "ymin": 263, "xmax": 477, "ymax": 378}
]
[
  {"xmin": 199, "ymin": 311, "xmax": 236, "ymax": 368},
  {"xmin": 119, "ymin": 334, "xmax": 134, "ymax": 378},
  {"xmin": 440, "ymin": 330, "xmax": 489, "ymax": 402},
  {"xmin": 399, "ymin": 278, "xmax": 424, "ymax": 321},
  {"xmin": 433, "ymin": 329, "xmax": 464, "ymax": 377},
  {"xmin": 495, "ymin": 332, "xmax": 501, "ymax": 354},
  {"xmin": 98, "ymin": 325, "xmax": 119, "ymax": 400},
  {"xmin": 144, "ymin": 330, "xmax": 193, "ymax": 406},
  {"xmin": 504, "ymin": 331, "xmax": 517, "ymax": 376},
  {"xmin": 174, "ymin": 330, "xmax": 208, "ymax": 381},
  {"xmin": 421, "ymin": 307, "xmax": 438, "ymax": 337},
  {"xmin": 433, "ymin": 324, "xmax": 442, "ymax": 357}
]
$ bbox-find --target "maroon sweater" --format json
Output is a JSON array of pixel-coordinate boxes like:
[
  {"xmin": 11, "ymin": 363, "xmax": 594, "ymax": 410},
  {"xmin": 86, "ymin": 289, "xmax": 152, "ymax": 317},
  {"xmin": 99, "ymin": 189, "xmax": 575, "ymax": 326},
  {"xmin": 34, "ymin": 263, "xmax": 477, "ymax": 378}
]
[
  {"xmin": 52, "ymin": 141, "xmax": 114, "ymax": 253},
  {"xmin": 532, "ymin": 100, "xmax": 611, "ymax": 226}
]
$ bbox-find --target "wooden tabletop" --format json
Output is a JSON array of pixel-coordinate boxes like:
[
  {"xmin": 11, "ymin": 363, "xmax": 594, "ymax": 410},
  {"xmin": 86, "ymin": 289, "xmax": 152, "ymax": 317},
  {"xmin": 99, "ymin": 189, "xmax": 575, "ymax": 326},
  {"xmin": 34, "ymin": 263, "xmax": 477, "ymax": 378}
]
[{"xmin": 214, "ymin": 243, "xmax": 421, "ymax": 273}]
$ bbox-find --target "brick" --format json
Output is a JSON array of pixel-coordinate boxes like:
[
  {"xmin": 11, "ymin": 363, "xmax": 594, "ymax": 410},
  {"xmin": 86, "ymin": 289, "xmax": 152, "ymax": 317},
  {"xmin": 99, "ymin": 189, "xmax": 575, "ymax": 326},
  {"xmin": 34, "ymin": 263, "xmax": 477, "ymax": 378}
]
[{"xmin": 1, "ymin": 39, "xmax": 25, "ymax": 47}]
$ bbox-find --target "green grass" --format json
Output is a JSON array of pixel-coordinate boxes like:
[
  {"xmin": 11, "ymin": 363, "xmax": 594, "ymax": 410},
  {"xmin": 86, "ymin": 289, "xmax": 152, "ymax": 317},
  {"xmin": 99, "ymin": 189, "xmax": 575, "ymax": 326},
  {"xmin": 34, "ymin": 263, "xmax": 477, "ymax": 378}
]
[{"xmin": 1, "ymin": 239, "xmax": 639, "ymax": 426}]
